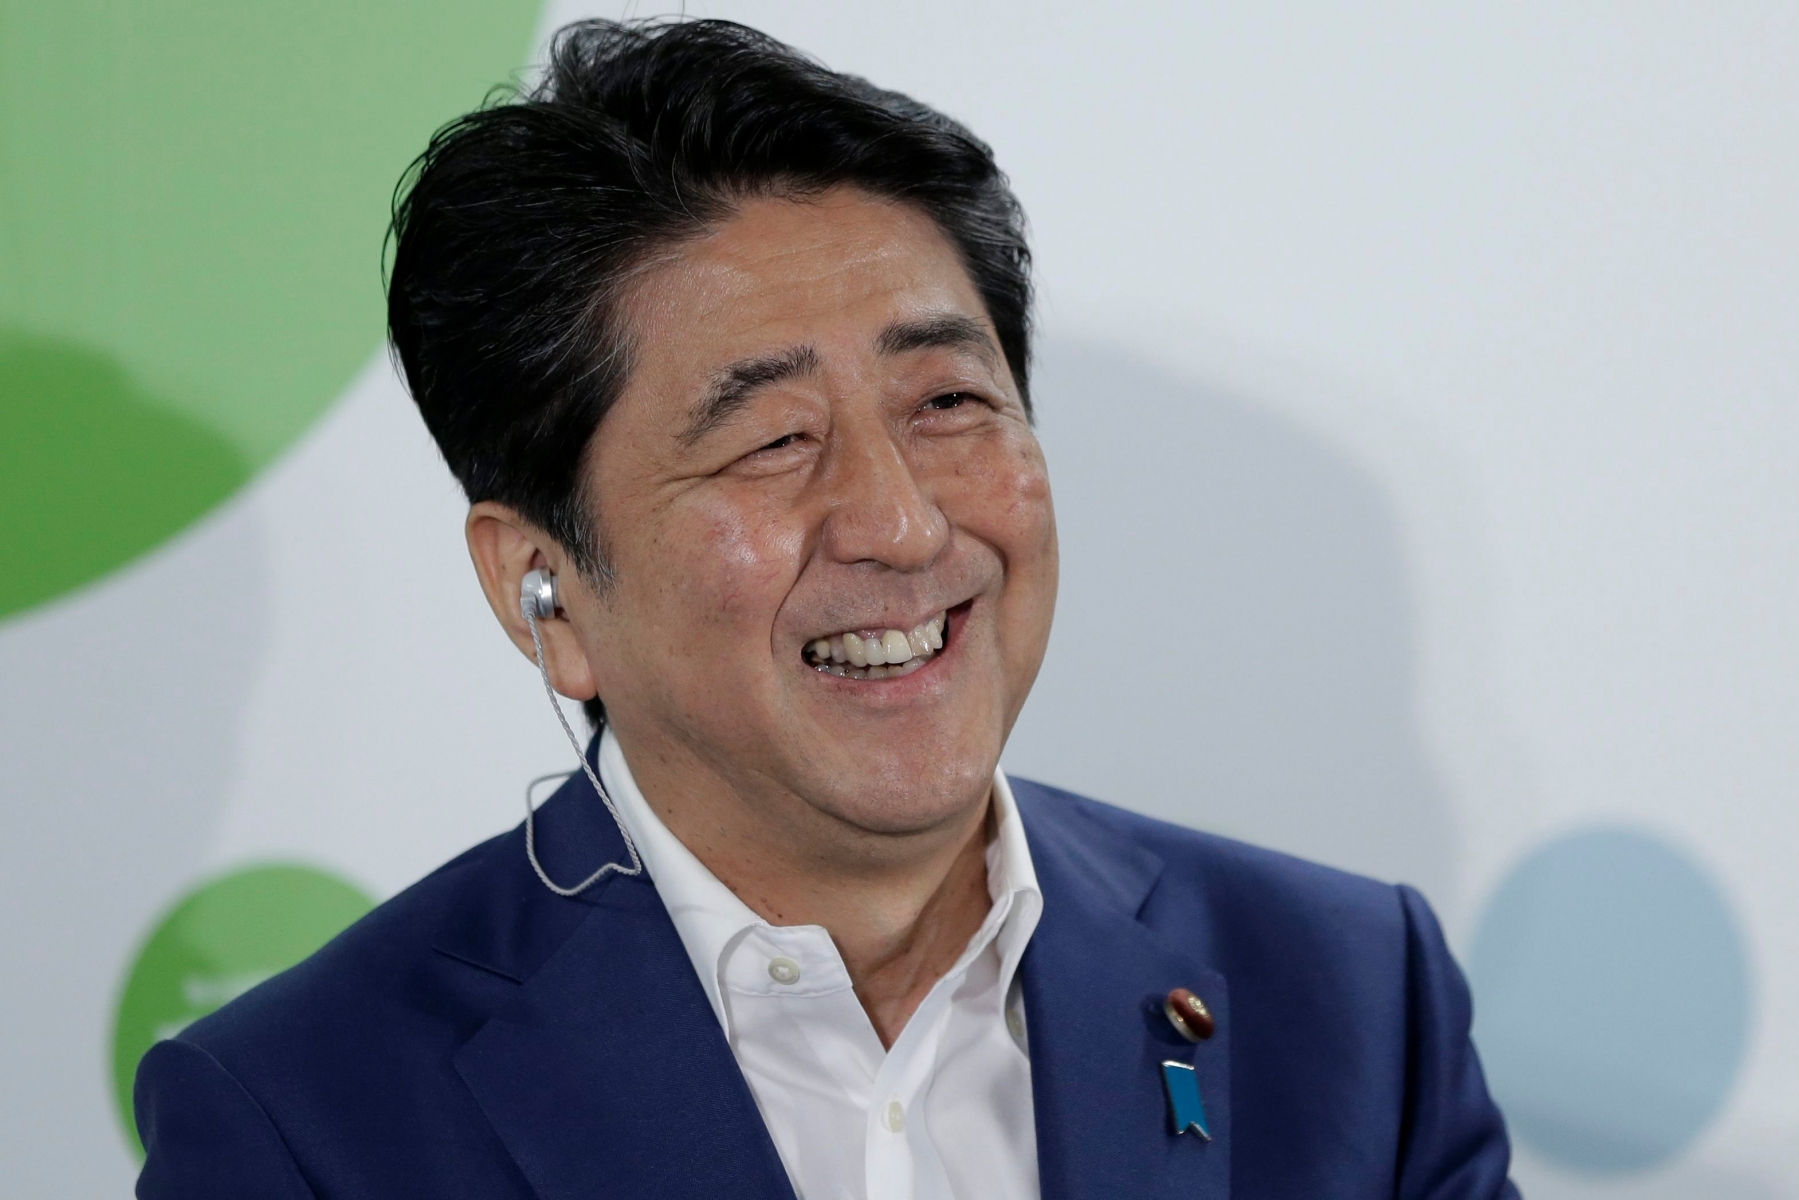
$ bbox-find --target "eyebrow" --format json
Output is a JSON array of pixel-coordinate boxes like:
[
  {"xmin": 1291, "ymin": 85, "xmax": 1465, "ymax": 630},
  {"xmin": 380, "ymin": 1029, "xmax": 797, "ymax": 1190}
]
[
  {"xmin": 675, "ymin": 313, "xmax": 1001, "ymax": 447},
  {"xmin": 679, "ymin": 344, "xmax": 821, "ymax": 446},
  {"xmin": 875, "ymin": 313, "xmax": 999, "ymax": 368}
]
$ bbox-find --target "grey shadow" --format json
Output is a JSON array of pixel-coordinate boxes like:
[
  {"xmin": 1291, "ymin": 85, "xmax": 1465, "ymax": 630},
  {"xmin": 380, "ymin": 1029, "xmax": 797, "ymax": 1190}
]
[
  {"xmin": 1004, "ymin": 339, "xmax": 1457, "ymax": 900},
  {"xmin": 1515, "ymin": 1155, "xmax": 1792, "ymax": 1200},
  {"xmin": 1619, "ymin": 1164, "xmax": 1789, "ymax": 1200}
]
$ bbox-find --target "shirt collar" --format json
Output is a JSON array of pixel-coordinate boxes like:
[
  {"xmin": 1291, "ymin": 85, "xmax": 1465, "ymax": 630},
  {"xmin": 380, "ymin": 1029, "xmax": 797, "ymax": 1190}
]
[
  {"xmin": 984, "ymin": 768, "xmax": 1044, "ymax": 998},
  {"xmin": 598, "ymin": 727, "xmax": 1043, "ymax": 1035}
]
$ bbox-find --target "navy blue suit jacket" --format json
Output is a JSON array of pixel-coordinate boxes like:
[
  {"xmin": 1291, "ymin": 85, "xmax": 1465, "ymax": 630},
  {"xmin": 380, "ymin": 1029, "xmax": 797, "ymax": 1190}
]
[{"xmin": 136, "ymin": 770, "xmax": 1519, "ymax": 1199}]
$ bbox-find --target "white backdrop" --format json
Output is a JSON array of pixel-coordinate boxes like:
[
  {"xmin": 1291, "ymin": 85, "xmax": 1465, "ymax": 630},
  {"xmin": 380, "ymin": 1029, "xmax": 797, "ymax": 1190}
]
[{"xmin": 2, "ymin": 3, "xmax": 1794, "ymax": 1194}]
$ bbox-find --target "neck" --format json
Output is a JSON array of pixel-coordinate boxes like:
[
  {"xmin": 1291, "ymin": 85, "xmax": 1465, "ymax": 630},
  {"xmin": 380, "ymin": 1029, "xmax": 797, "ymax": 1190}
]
[{"xmin": 613, "ymin": 726, "xmax": 996, "ymax": 1048}]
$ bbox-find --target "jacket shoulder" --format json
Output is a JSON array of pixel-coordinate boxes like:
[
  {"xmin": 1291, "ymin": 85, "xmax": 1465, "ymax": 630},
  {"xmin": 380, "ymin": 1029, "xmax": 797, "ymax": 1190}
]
[
  {"xmin": 1009, "ymin": 776, "xmax": 1414, "ymax": 971},
  {"xmin": 172, "ymin": 827, "xmax": 526, "ymax": 1064},
  {"xmin": 137, "ymin": 825, "xmax": 577, "ymax": 1196},
  {"xmin": 1013, "ymin": 776, "xmax": 1403, "ymax": 906}
]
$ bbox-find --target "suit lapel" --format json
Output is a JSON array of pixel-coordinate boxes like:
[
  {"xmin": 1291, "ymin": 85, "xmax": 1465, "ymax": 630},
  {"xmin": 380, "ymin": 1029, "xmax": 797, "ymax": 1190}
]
[
  {"xmin": 1016, "ymin": 780, "xmax": 1231, "ymax": 1200},
  {"xmin": 442, "ymin": 766, "xmax": 795, "ymax": 1200}
]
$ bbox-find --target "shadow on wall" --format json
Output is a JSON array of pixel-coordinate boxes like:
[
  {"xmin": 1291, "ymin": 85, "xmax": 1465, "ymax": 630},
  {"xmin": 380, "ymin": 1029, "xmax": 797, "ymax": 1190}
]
[
  {"xmin": 1006, "ymin": 339, "xmax": 1457, "ymax": 902},
  {"xmin": 1513, "ymin": 1155, "xmax": 1790, "ymax": 1200}
]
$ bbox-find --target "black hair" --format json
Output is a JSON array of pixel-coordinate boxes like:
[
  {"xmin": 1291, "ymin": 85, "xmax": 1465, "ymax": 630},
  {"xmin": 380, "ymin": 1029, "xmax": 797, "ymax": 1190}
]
[{"xmin": 387, "ymin": 18, "xmax": 1033, "ymax": 728}]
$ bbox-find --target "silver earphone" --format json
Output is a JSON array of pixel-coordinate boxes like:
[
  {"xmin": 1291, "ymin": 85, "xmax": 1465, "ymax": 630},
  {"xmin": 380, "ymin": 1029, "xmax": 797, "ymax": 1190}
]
[
  {"xmin": 521, "ymin": 566, "xmax": 559, "ymax": 622},
  {"xmin": 518, "ymin": 567, "xmax": 643, "ymax": 896}
]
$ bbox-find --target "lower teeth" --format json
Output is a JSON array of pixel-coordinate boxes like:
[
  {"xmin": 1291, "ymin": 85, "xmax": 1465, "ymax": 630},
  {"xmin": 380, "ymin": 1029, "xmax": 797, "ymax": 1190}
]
[{"xmin": 809, "ymin": 654, "xmax": 930, "ymax": 680}]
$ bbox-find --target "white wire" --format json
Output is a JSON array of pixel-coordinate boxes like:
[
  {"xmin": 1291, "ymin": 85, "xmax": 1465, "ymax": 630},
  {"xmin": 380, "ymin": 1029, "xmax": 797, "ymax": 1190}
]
[{"xmin": 522, "ymin": 603, "xmax": 644, "ymax": 896}]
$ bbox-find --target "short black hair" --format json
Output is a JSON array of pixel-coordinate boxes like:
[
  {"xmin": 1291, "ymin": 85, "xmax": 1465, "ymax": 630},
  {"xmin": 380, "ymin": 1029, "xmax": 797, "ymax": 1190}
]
[{"xmin": 387, "ymin": 18, "xmax": 1033, "ymax": 726}]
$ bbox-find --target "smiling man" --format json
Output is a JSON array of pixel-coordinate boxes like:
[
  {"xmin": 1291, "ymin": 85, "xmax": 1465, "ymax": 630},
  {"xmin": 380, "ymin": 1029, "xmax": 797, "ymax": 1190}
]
[{"xmin": 134, "ymin": 19, "xmax": 1518, "ymax": 1200}]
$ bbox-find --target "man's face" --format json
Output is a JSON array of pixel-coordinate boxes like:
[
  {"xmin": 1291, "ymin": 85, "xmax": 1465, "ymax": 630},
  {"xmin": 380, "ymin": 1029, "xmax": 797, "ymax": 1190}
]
[{"xmin": 580, "ymin": 187, "xmax": 1057, "ymax": 837}]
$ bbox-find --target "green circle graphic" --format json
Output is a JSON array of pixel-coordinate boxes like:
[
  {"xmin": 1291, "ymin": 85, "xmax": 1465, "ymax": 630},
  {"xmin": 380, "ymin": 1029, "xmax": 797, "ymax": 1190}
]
[
  {"xmin": 111, "ymin": 863, "xmax": 375, "ymax": 1157},
  {"xmin": 1, "ymin": 0, "xmax": 539, "ymax": 621}
]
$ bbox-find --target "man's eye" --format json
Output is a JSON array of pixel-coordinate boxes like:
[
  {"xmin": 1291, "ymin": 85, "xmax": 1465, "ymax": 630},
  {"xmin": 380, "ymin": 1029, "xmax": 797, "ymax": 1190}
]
[
  {"xmin": 925, "ymin": 393, "xmax": 971, "ymax": 410},
  {"xmin": 758, "ymin": 433, "xmax": 800, "ymax": 451}
]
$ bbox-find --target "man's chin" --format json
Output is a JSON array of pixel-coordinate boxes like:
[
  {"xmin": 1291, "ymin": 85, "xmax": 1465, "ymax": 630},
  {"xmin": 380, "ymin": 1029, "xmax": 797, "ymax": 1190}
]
[{"xmin": 788, "ymin": 753, "xmax": 999, "ymax": 841}]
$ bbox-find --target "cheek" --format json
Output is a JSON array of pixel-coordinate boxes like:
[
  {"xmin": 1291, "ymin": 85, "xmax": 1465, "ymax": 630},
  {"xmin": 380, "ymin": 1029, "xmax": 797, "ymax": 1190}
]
[
  {"xmin": 646, "ymin": 500, "xmax": 808, "ymax": 635},
  {"xmin": 948, "ymin": 432, "xmax": 1057, "ymax": 561},
  {"xmin": 947, "ymin": 435, "xmax": 1058, "ymax": 683}
]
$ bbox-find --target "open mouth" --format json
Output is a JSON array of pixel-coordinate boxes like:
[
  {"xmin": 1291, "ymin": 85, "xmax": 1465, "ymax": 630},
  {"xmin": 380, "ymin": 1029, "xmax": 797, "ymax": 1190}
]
[{"xmin": 802, "ymin": 604, "xmax": 960, "ymax": 680}]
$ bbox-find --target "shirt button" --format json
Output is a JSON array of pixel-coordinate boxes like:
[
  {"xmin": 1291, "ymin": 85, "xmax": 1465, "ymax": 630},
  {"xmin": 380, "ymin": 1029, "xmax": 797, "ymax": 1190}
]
[
  {"xmin": 1007, "ymin": 1008, "xmax": 1026, "ymax": 1038},
  {"xmin": 767, "ymin": 956, "xmax": 801, "ymax": 985},
  {"xmin": 882, "ymin": 1100, "xmax": 906, "ymax": 1133}
]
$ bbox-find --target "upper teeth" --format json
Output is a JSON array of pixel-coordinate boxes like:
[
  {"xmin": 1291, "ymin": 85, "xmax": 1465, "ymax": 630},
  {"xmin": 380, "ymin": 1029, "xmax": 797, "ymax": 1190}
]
[{"xmin": 806, "ymin": 612, "xmax": 946, "ymax": 678}]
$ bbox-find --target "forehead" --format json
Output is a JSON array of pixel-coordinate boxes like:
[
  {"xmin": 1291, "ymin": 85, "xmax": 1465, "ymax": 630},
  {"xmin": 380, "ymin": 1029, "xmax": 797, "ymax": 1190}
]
[{"xmin": 620, "ymin": 188, "xmax": 990, "ymax": 372}]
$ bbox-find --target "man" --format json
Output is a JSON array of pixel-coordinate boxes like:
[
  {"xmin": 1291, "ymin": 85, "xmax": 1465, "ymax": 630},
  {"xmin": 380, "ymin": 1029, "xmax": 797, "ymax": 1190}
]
[{"xmin": 135, "ymin": 19, "xmax": 1518, "ymax": 1199}]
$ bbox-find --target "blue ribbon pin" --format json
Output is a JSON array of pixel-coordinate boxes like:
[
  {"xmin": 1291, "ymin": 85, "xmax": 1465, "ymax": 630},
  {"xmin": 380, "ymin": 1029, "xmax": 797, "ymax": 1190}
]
[{"xmin": 1160, "ymin": 1060, "xmax": 1211, "ymax": 1139}]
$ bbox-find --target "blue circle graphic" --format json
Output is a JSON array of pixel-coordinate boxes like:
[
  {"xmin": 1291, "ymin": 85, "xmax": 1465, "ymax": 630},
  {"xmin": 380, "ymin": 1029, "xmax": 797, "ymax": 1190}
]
[{"xmin": 1468, "ymin": 828, "xmax": 1750, "ymax": 1174}]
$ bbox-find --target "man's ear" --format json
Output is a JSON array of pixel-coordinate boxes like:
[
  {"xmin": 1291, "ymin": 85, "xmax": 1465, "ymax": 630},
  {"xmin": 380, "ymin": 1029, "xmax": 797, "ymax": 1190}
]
[{"xmin": 465, "ymin": 502, "xmax": 599, "ymax": 703}]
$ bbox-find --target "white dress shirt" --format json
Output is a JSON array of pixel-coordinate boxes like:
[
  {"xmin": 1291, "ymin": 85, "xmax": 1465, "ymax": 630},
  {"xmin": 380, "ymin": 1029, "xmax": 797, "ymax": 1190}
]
[{"xmin": 597, "ymin": 729, "xmax": 1044, "ymax": 1200}]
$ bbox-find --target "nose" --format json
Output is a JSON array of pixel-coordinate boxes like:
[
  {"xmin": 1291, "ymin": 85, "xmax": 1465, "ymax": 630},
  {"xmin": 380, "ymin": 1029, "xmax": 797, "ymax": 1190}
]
[{"xmin": 820, "ymin": 419, "xmax": 948, "ymax": 571}]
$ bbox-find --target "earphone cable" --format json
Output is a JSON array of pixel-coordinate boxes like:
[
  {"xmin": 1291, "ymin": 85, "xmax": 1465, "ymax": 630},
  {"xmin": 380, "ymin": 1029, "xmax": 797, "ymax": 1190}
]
[{"xmin": 522, "ymin": 603, "xmax": 645, "ymax": 896}]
